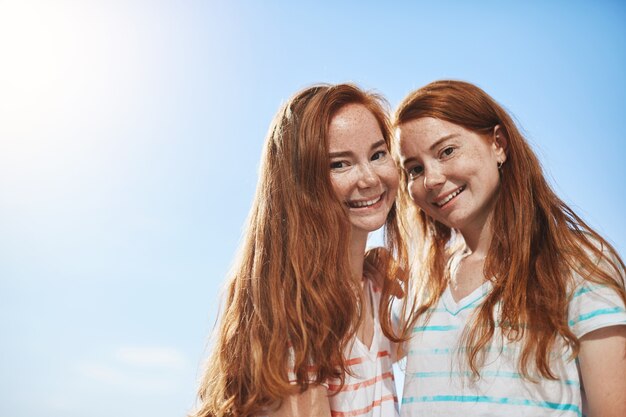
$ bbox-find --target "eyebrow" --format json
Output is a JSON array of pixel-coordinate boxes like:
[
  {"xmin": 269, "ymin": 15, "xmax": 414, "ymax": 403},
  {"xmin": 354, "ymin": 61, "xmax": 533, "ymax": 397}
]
[
  {"xmin": 328, "ymin": 139, "xmax": 386, "ymax": 158},
  {"xmin": 401, "ymin": 133, "xmax": 460, "ymax": 168},
  {"xmin": 429, "ymin": 133, "xmax": 459, "ymax": 151}
]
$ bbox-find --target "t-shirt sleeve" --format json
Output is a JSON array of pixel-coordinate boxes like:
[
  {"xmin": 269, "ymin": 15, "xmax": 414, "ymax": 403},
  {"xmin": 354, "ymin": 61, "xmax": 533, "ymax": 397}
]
[{"xmin": 568, "ymin": 255, "xmax": 626, "ymax": 338}]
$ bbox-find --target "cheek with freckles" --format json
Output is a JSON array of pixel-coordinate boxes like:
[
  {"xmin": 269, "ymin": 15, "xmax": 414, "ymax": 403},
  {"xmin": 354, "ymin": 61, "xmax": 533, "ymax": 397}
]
[
  {"xmin": 330, "ymin": 170, "xmax": 357, "ymax": 204},
  {"xmin": 379, "ymin": 162, "xmax": 399, "ymax": 199}
]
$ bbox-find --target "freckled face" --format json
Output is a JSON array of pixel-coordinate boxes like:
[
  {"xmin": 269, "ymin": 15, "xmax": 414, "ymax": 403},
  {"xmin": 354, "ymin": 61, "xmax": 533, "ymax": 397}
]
[
  {"xmin": 327, "ymin": 104, "xmax": 399, "ymax": 240},
  {"xmin": 398, "ymin": 117, "xmax": 505, "ymax": 237}
]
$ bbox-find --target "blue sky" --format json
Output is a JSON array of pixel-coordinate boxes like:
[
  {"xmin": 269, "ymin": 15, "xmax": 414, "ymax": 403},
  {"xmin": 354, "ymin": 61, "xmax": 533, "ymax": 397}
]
[{"xmin": 1, "ymin": 1, "xmax": 624, "ymax": 416}]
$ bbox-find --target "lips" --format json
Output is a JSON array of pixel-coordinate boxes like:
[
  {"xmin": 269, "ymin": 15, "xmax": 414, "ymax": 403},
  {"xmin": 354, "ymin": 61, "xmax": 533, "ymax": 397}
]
[
  {"xmin": 347, "ymin": 192, "xmax": 384, "ymax": 209},
  {"xmin": 433, "ymin": 186, "xmax": 465, "ymax": 207}
]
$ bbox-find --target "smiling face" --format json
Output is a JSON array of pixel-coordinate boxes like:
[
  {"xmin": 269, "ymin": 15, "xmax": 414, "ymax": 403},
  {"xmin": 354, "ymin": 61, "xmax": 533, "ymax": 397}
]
[
  {"xmin": 327, "ymin": 103, "xmax": 399, "ymax": 241},
  {"xmin": 398, "ymin": 117, "xmax": 506, "ymax": 238}
]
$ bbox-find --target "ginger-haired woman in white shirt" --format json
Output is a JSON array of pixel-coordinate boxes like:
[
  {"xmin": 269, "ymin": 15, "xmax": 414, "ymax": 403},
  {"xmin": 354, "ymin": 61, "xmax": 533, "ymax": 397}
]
[{"xmin": 191, "ymin": 83, "xmax": 404, "ymax": 417}]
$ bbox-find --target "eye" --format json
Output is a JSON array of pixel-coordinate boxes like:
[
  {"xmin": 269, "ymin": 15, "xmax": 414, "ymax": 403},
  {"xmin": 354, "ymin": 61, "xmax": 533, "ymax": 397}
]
[
  {"xmin": 441, "ymin": 146, "xmax": 455, "ymax": 158},
  {"xmin": 330, "ymin": 160, "xmax": 348, "ymax": 170},
  {"xmin": 371, "ymin": 150, "xmax": 387, "ymax": 161},
  {"xmin": 406, "ymin": 164, "xmax": 423, "ymax": 179}
]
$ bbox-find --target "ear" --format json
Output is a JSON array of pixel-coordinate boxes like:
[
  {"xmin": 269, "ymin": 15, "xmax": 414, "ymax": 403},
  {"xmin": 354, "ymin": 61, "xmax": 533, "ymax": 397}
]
[{"xmin": 492, "ymin": 125, "xmax": 508, "ymax": 164}]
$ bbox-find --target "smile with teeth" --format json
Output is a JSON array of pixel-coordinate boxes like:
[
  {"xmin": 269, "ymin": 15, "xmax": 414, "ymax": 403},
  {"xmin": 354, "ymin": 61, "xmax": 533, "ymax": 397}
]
[
  {"xmin": 434, "ymin": 186, "xmax": 465, "ymax": 207},
  {"xmin": 347, "ymin": 193, "xmax": 383, "ymax": 208}
]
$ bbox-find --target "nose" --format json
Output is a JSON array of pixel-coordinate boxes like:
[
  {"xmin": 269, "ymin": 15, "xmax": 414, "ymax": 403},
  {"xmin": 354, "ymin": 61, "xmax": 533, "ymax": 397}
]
[
  {"xmin": 356, "ymin": 163, "xmax": 380, "ymax": 189},
  {"xmin": 423, "ymin": 167, "xmax": 445, "ymax": 190}
]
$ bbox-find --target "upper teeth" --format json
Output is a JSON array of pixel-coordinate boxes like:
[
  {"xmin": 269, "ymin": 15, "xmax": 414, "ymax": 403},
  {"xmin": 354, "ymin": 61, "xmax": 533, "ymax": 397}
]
[
  {"xmin": 436, "ymin": 187, "xmax": 464, "ymax": 207},
  {"xmin": 350, "ymin": 195, "xmax": 382, "ymax": 208}
]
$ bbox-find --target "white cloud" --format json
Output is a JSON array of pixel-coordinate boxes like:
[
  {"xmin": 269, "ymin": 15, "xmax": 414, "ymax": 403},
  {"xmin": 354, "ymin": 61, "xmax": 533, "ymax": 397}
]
[
  {"xmin": 73, "ymin": 345, "xmax": 190, "ymax": 395},
  {"xmin": 114, "ymin": 346, "xmax": 187, "ymax": 370},
  {"xmin": 76, "ymin": 360, "xmax": 177, "ymax": 394}
]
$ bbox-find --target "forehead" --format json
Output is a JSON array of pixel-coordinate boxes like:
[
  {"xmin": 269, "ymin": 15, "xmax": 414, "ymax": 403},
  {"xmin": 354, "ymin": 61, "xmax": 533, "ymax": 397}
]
[
  {"xmin": 397, "ymin": 117, "xmax": 492, "ymax": 163},
  {"xmin": 399, "ymin": 117, "xmax": 464, "ymax": 141},
  {"xmin": 327, "ymin": 103, "xmax": 383, "ymax": 150}
]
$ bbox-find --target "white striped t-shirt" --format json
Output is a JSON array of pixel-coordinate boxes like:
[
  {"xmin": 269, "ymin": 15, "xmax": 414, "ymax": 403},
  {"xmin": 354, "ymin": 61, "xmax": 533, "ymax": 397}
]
[
  {"xmin": 401, "ymin": 271, "xmax": 626, "ymax": 417},
  {"xmin": 324, "ymin": 279, "xmax": 399, "ymax": 417},
  {"xmin": 280, "ymin": 279, "xmax": 400, "ymax": 417}
]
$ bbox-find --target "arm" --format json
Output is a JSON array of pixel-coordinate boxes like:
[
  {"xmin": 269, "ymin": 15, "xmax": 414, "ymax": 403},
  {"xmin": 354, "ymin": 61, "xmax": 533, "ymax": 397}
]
[
  {"xmin": 578, "ymin": 325, "xmax": 626, "ymax": 417},
  {"xmin": 266, "ymin": 385, "xmax": 332, "ymax": 417}
]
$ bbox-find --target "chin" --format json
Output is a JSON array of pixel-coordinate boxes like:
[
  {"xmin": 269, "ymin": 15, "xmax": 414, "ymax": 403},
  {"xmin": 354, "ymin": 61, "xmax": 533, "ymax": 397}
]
[{"xmin": 353, "ymin": 220, "xmax": 387, "ymax": 234}]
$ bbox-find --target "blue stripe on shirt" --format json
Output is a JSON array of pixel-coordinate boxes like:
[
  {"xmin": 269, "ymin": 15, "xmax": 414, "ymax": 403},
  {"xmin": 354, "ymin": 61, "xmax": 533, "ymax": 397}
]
[
  {"xmin": 412, "ymin": 325, "xmax": 459, "ymax": 332},
  {"xmin": 407, "ymin": 370, "xmax": 580, "ymax": 387},
  {"xmin": 401, "ymin": 395, "xmax": 581, "ymax": 416},
  {"xmin": 408, "ymin": 345, "xmax": 519, "ymax": 356},
  {"xmin": 569, "ymin": 306, "xmax": 626, "ymax": 326},
  {"xmin": 444, "ymin": 292, "xmax": 489, "ymax": 316},
  {"xmin": 572, "ymin": 284, "xmax": 606, "ymax": 298}
]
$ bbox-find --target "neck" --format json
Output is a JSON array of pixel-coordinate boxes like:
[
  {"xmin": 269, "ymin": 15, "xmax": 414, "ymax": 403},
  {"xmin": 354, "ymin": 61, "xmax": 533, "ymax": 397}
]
[
  {"xmin": 460, "ymin": 212, "xmax": 494, "ymax": 258},
  {"xmin": 451, "ymin": 218, "xmax": 493, "ymax": 300},
  {"xmin": 349, "ymin": 229, "xmax": 368, "ymax": 281}
]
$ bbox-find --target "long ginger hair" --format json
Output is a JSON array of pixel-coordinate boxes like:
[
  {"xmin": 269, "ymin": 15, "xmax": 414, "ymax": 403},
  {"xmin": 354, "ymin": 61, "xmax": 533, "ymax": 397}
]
[
  {"xmin": 192, "ymin": 84, "xmax": 401, "ymax": 417},
  {"xmin": 392, "ymin": 80, "xmax": 626, "ymax": 380}
]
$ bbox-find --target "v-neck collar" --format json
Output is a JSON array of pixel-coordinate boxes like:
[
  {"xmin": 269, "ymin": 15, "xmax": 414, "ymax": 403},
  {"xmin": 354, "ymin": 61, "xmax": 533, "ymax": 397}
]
[
  {"xmin": 442, "ymin": 280, "xmax": 492, "ymax": 316},
  {"xmin": 353, "ymin": 279, "xmax": 380, "ymax": 356}
]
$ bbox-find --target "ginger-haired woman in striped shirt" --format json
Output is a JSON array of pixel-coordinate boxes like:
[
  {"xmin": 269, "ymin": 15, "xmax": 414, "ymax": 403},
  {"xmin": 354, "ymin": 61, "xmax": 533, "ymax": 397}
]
[
  {"xmin": 393, "ymin": 80, "xmax": 626, "ymax": 417},
  {"xmin": 191, "ymin": 84, "xmax": 404, "ymax": 417}
]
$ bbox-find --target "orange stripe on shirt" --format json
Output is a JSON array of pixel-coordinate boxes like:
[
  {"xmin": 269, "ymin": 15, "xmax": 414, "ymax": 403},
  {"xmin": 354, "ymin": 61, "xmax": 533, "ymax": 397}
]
[
  {"xmin": 327, "ymin": 371, "xmax": 394, "ymax": 392},
  {"xmin": 344, "ymin": 350, "xmax": 390, "ymax": 366},
  {"xmin": 330, "ymin": 394, "xmax": 397, "ymax": 417}
]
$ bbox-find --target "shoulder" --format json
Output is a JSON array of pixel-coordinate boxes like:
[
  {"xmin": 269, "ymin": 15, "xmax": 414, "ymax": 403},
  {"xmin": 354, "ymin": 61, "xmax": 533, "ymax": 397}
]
[
  {"xmin": 568, "ymin": 276, "xmax": 626, "ymax": 338},
  {"xmin": 264, "ymin": 385, "xmax": 332, "ymax": 417}
]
